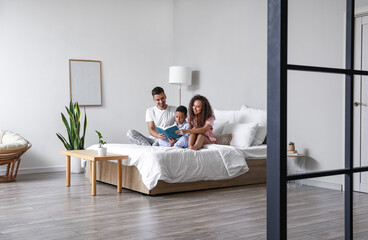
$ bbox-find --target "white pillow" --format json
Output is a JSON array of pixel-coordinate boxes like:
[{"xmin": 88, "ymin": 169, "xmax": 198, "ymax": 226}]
[
  {"xmin": 212, "ymin": 121, "xmax": 228, "ymax": 135},
  {"xmin": 222, "ymin": 123, "xmax": 258, "ymax": 148},
  {"xmin": 236, "ymin": 106, "xmax": 267, "ymax": 146},
  {"xmin": 235, "ymin": 105, "xmax": 267, "ymax": 146},
  {"xmin": 214, "ymin": 109, "xmax": 239, "ymax": 123},
  {"xmin": 238, "ymin": 105, "xmax": 267, "ymax": 123}
]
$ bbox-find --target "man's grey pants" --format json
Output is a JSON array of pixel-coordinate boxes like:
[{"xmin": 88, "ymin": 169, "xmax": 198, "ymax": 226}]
[{"xmin": 127, "ymin": 129, "xmax": 156, "ymax": 146}]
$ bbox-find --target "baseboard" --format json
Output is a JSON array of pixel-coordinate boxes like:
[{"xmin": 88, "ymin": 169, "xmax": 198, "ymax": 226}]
[
  {"xmin": 6, "ymin": 166, "xmax": 345, "ymax": 191},
  {"xmin": 300, "ymin": 179, "xmax": 343, "ymax": 191},
  {"xmin": 17, "ymin": 166, "xmax": 66, "ymax": 175}
]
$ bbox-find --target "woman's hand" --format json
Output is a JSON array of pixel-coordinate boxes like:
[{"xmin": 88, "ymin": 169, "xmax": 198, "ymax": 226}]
[{"xmin": 176, "ymin": 129, "xmax": 188, "ymax": 135}]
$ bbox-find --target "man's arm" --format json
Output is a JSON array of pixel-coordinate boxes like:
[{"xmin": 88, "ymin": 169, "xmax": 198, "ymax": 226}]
[{"xmin": 147, "ymin": 121, "xmax": 166, "ymax": 139}]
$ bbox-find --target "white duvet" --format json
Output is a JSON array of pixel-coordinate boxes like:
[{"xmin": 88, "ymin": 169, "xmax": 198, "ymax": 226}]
[{"xmin": 87, "ymin": 144, "xmax": 266, "ymax": 190}]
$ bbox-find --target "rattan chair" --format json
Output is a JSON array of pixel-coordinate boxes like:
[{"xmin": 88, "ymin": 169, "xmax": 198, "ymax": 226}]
[{"xmin": 0, "ymin": 132, "xmax": 31, "ymax": 183}]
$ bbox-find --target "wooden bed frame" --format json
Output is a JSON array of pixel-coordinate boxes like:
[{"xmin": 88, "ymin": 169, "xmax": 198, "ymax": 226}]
[{"xmin": 86, "ymin": 159, "xmax": 266, "ymax": 195}]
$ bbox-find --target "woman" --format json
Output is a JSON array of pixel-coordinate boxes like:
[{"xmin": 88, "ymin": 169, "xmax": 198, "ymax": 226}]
[{"xmin": 176, "ymin": 95, "xmax": 216, "ymax": 150}]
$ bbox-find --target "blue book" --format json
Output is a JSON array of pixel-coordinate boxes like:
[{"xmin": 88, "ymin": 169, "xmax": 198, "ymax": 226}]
[{"xmin": 156, "ymin": 125, "xmax": 181, "ymax": 140}]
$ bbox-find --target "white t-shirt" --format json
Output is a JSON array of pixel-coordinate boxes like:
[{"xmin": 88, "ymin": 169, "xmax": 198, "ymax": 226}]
[{"xmin": 145, "ymin": 105, "xmax": 176, "ymax": 128}]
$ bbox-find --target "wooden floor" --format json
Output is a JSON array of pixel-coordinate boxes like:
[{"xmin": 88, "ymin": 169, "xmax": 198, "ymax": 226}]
[{"xmin": 1, "ymin": 173, "xmax": 368, "ymax": 240}]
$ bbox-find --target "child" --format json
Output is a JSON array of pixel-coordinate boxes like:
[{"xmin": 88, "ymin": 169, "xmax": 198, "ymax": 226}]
[
  {"xmin": 157, "ymin": 105, "xmax": 190, "ymax": 148},
  {"xmin": 176, "ymin": 95, "xmax": 216, "ymax": 150}
]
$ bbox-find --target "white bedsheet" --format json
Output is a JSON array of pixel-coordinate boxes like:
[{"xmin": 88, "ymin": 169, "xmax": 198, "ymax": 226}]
[
  {"xmin": 87, "ymin": 144, "xmax": 267, "ymax": 190},
  {"xmin": 241, "ymin": 144, "xmax": 267, "ymax": 159}
]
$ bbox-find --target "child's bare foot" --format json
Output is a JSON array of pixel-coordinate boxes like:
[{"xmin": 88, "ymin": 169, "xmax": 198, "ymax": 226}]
[{"xmin": 189, "ymin": 146, "xmax": 198, "ymax": 150}]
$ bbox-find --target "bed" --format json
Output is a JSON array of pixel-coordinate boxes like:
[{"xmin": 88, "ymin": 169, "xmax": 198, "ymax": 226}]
[{"xmin": 85, "ymin": 143, "xmax": 266, "ymax": 195}]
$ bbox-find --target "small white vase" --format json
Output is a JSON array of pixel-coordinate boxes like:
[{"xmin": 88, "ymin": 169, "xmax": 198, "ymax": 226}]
[
  {"xmin": 97, "ymin": 147, "xmax": 107, "ymax": 156},
  {"xmin": 71, "ymin": 156, "xmax": 84, "ymax": 173}
]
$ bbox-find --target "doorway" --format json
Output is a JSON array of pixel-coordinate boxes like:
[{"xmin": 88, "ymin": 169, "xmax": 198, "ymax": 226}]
[{"xmin": 353, "ymin": 14, "xmax": 368, "ymax": 193}]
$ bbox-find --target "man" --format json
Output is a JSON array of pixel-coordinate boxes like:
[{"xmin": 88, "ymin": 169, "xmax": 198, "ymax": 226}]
[{"xmin": 127, "ymin": 86, "xmax": 176, "ymax": 146}]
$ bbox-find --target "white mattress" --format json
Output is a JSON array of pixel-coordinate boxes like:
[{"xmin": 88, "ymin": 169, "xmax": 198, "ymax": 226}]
[{"xmin": 87, "ymin": 144, "xmax": 267, "ymax": 190}]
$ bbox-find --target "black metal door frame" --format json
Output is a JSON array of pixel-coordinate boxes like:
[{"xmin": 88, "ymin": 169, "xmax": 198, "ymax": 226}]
[{"xmin": 267, "ymin": 0, "xmax": 368, "ymax": 239}]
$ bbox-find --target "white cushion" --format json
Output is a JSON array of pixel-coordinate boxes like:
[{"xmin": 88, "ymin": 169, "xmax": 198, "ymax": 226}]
[
  {"xmin": 236, "ymin": 106, "xmax": 267, "ymax": 146},
  {"xmin": 0, "ymin": 129, "xmax": 5, "ymax": 144},
  {"xmin": 214, "ymin": 134, "xmax": 232, "ymax": 145},
  {"xmin": 212, "ymin": 121, "xmax": 228, "ymax": 135},
  {"xmin": 214, "ymin": 109, "xmax": 239, "ymax": 124},
  {"xmin": 222, "ymin": 123, "xmax": 258, "ymax": 148},
  {"xmin": 0, "ymin": 130, "xmax": 28, "ymax": 150}
]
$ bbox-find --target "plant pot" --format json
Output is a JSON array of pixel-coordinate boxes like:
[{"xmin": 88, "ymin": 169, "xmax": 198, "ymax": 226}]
[
  {"xmin": 288, "ymin": 145, "xmax": 295, "ymax": 151},
  {"xmin": 71, "ymin": 156, "xmax": 84, "ymax": 173},
  {"xmin": 97, "ymin": 147, "xmax": 107, "ymax": 157}
]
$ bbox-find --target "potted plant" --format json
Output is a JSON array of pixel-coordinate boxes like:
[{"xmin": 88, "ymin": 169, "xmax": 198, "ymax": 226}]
[
  {"xmin": 288, "ymin": 141, "xmax": 295, "ymax": 152},
  {"xmin": 95, "ymin": 130, "xmax": 107, "ymax": 156},
  {"xmin": 56, "ymin": 100, "xmax": 87, "ymax": 173}
]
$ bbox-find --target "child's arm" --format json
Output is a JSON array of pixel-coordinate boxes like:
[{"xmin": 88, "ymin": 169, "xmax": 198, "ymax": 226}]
[
  {"xmin": 173, "ymin": 123, "xmax": 189, "ymax": 148},
  {"xmin": 176, "ymin": 122, "xmax": 193, "ymax": 136}
]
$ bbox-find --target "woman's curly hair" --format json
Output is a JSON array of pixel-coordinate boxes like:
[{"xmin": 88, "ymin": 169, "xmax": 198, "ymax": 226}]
[{"xmin": 188, "ymin": 95, "xmax": 214, "ymax": 127}]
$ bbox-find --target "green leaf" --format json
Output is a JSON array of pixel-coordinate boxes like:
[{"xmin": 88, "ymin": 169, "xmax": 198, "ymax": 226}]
[
  {"xmin": 61, "ymin": 113, "xmax": 72, "ymax": 145},
  {"xmin": 56, "ymin": 133, "xmax": 72, "ymax": 150},
  {"xmin": 69, "ymin": 100, "xmax": 73, "ymax": 114},
  {"xmin": 95, "ymin": 130, "xmax": 103, "ymax": 139},
  {"xmin": 81, "ymin": 110, "xmax": 87, "ymax": 149},
  {"xmin": 73, "ymin": 138, "xmax": 78, "ymax": 150},
  {"xmin": 80, "ymin": 136, "xmax": 85, "ymax": 150}
]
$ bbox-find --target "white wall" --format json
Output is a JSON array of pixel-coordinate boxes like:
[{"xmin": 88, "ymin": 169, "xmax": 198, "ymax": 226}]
[
  {"xmin": 287, "ymin": 0, "xmax": 367, "ymax": 187},
  {"xmin": 173, "ymin": 0, "xmax": 267, "ymax": 110},
  {"xmin": 0, "ymin": 0, "xmax": 174, "ymax": 173},
  {"xmin": 287, "ymin": 0, "xmax": 346, "ymax": 186}
]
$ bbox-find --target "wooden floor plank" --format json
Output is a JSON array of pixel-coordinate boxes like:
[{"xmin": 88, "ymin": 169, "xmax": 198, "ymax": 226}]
[{"xmin": 1, "ymin": 172, "xmax": 368, "ymax": 239}]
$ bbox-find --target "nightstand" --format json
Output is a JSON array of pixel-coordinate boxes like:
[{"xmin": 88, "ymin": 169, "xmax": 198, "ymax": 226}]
[{"xmin": 287, "ymin": 154, "xmax": 306, "ymax": 188}]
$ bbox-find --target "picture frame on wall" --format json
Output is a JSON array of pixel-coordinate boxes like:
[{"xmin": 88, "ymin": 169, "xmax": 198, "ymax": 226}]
[{"xmin": 69, "ymin": 59, "xmax": 102, "ymax": 106}]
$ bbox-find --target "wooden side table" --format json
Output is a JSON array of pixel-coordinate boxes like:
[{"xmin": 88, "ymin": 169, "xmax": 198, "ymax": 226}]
[{"xmin": 61, "ymin": 150, "xmax": 129, "ymax": 196}]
